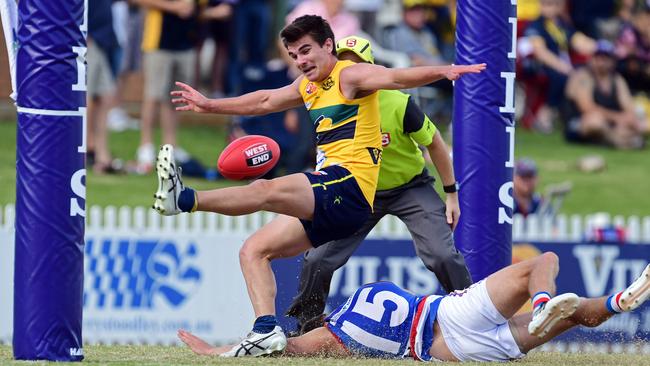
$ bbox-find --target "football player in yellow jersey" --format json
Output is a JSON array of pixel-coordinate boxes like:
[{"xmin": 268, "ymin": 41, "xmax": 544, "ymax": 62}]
[
  {"xmin": 286, "ymin": 36, "xmax": 473, "ymax": 335},
  {"xmin": 159, "ymin": 14, "xmax": 485, "ymax": 357}
]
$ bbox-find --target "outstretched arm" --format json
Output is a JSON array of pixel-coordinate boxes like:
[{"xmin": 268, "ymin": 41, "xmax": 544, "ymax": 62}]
[
  {"xmin": 171, "ymin": 77, "xmax": 304, "ymax": 116},
  {"xmin": 340, "ymin": 63, "xmax": 486, "ymax": 97},
  {"xmin": 178, "ymin": 327, "xmax": 345, "ymax": 357},
  {"xmin": 177, "ymin": 329, "xmax": 226, "ymax": 356}
]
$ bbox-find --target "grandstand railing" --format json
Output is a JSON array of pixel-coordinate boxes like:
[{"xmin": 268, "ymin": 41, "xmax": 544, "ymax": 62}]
[{"xmin": 1, "ymin": 204, "xmax": 649, "ymax": 243}]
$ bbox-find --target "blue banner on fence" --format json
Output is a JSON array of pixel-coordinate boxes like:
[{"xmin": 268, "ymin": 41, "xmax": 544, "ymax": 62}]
[{"xmin": 274, "ymin": 240, "xmax": 650, "ymax": 343}]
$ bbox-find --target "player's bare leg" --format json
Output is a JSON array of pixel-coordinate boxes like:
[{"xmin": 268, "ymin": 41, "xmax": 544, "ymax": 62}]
[
  {"xmin": 485, "ymin": 252, "xmax": 560, "ymax": 319},
  {"xmin": 196, "ymin": 173, "xmax": 315, "ymax": 218},
  {"xmin": 239, "ymin": 215, "xmax": 313, "ymax": 317},
  {"xmin": 153, "ymin": 144, "xmax": 315, "ymax": 219},
  {"xmin": 508, "ymin": 296, "xmax": 609, "ymax": 353},
  {"xmin": 485, "ymin": 252, "xmax": 579, "ymax": 337},
  {"xmin": 219, "ymin": 215, "xmax": 313, "ymax": 357},
  {"xmin": 510, "ymin": 263, "xmax": 650, "ymax": 353}
]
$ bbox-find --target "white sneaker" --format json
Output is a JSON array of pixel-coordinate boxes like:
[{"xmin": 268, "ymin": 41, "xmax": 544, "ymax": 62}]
[
  {"xmin": 153, "ymin": 144, "xmax": 184, "ymax": 216},
  {"xmin": 619, "ymin": 264, "xmax": 650, "ymax": 312},
  {"xmin": 220, "ymin": 326, "xmax": 287, "ymax": 357},
  {"xmin": 528, "ymin": 293, "xmax": 580, "ymax": 338}
]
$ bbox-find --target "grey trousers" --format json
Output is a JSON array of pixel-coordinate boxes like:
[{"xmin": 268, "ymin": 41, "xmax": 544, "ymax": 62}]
[{"xmin": 286, "ymin": 171, "xmax": 473, "ymax": 327}]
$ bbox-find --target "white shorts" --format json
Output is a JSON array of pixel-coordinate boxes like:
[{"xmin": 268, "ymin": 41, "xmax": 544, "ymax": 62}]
[
  {"xmin": 143, "ymin": 49, "xmax": 195, "ymax": 100},
  {"xmin": 87, "ymin": 41, "xmax": 116, "ymax": 97},
  {"xmin": 436, "ymin": 280, "xmax": 525, "ymax": 362}
]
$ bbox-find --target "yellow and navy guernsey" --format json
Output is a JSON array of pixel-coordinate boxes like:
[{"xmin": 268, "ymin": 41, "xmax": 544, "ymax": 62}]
[
  {"xmin": 141, "ymin": 0, "xmax": 202, "ymax": 52},
  {"xmin": 299, "ymin": 60, "xmax": 383, "ymax": 208}
]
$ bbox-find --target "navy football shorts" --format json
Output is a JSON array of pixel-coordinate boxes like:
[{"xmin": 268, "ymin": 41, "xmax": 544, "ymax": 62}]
[{"xmin": 300, "ymin": 165, "xmax": 371, "ymax": 247}]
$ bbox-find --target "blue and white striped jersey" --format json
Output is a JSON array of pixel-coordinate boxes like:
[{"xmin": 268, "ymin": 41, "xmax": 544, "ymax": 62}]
[{"xmin": 325, "ymin": 281, "xmax": 443, "ymax": 360}]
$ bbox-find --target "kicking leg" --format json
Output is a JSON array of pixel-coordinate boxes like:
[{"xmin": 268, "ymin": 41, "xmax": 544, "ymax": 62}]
[{"xmin": 153, "ymin": 144, "xmax": 315, "ymax": 219}]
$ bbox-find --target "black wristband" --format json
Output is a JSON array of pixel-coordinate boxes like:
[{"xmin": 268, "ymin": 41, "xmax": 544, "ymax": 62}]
[{"xmin": 443, "ymin": 182, "xmax": 459, "ymax": 193}]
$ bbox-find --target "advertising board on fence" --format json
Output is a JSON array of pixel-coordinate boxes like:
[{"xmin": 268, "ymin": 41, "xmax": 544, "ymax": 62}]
[
  {"xmin": 1, "ymin": 213, "xmax": 648, "ymax": 348},
  {"xmin": 273, "ymin": 240, "xmax": 650, "ymax": 345}
]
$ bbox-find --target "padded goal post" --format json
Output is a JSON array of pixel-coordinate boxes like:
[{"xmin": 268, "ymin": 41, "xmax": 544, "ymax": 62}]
[
  {"xmin": 10, "ymin": 0, "xmax": 86, "ymax": 361},
  {"xmin": 453, "ymin": 0, "xmax": 517, "ymax": 281}
]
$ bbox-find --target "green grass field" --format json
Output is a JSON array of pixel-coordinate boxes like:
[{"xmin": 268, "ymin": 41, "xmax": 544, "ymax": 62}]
[
  {"xmin": 0, "ymin": 120, "xmax": 648, "ymax": 215},
  {"xmin": 1, "ymin": 346, "xmax": 649, "ymax": 366}
]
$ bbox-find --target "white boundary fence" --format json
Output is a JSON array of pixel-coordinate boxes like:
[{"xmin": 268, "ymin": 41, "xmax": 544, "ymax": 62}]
[
  {"xmin": 1, "ymin": 204, "xmax": 649, "ymax": 347},
  {"xmin": 2, "ymin": 204, "xmax": 648, "ymax": 243}
]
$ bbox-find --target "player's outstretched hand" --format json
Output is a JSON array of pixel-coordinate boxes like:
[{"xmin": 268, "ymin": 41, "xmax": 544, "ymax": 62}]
[
  {"xmin": 445, "ymin": 63, "xmax": 487, "ymax": 81},
  {"xmin": 177, "ymin": 329, "xmax": 219, "ymax": 356},
  {"xmin": 171, "ymin": 82, "xmax": 211, "ymax": 113}
]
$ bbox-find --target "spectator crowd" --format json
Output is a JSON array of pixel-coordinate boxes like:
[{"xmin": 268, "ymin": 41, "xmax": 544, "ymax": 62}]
[{"xmin": 88, "ymin": 0, "xmax": 650, "ymax": 177}]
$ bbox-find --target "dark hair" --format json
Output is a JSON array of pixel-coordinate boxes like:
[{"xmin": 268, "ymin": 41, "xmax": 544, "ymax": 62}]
[{"xmin": 280, "ymin": 15, "xmax": 336, "ymax": 56}]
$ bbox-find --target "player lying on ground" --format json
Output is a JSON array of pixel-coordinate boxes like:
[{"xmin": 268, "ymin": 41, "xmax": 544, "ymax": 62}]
[{"xmin": 178, "ymin": 254, "xmax": 650, "ymax": 361}]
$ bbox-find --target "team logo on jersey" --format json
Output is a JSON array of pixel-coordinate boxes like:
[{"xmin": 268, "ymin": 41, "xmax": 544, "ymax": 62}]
[
  {"xmin": 314, "ymin": 114, "xmax": 333, "ymax": 127},
  {"xmin": 381, "ymin": 133, "xmax": 391, "ymax": 147},
  {"xmin": 321, "ymin": 76, "xmax": 335, "ymax": 90},
  {"xmin": 366, "ymin": 147, "xmax": 382, "ymax": 165},
  {"xmin": 306, "ymin": 82, "xmax": 317, "ymax": 95}
]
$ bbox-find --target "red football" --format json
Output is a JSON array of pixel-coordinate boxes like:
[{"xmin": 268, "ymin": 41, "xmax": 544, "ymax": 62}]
[{"xmin": 217, "ymin": 135, "xmax": 281, "ymax": 180}]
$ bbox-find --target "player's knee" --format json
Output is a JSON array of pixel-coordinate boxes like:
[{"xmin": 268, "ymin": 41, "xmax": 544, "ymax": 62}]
[
  {"xmin": 239, "ymin": 238, "xmax": 265, "ymax": 263},
  {"xmin": 246, "ymin": 179, "xmax": 274, "ymax": 205},
  {"xmin": 540, "ymin": 251, "xmax": 559, "ymax": 266}
]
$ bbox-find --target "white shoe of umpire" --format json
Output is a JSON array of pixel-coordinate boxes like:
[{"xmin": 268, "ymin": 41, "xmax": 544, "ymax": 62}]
[
  {"xmin": 220, "ymin": 326, "xmax": 287, "ymax": 357},
  {"xmin": 152, "ymin": 144, "xmax": 183, "ymax": 216},
  {"xmin": 619, "ymin": 264, "xmax": 650, "ymax": 312},
  {"xmin": 528, "ymin": 293, "xmax": 580, "ymax": 338}
]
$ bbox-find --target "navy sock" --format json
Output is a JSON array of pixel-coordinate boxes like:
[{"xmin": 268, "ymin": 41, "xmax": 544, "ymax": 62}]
[
  {"xmin": 252, "ymin": 315, "xmax": 277, "ymax": 334},
  {"xmin": 177, "ymin": 187, "xmax": 197, "ymax": 213}
]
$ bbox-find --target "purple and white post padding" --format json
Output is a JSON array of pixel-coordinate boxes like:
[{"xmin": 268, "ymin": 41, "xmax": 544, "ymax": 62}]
[
  {"xmin": 13, "ymin": 0, "xmax": 86, "ymax": 360},
  {"xmin": 453, "ymin": 0, "xmax": 517, "ymax": 282}
]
